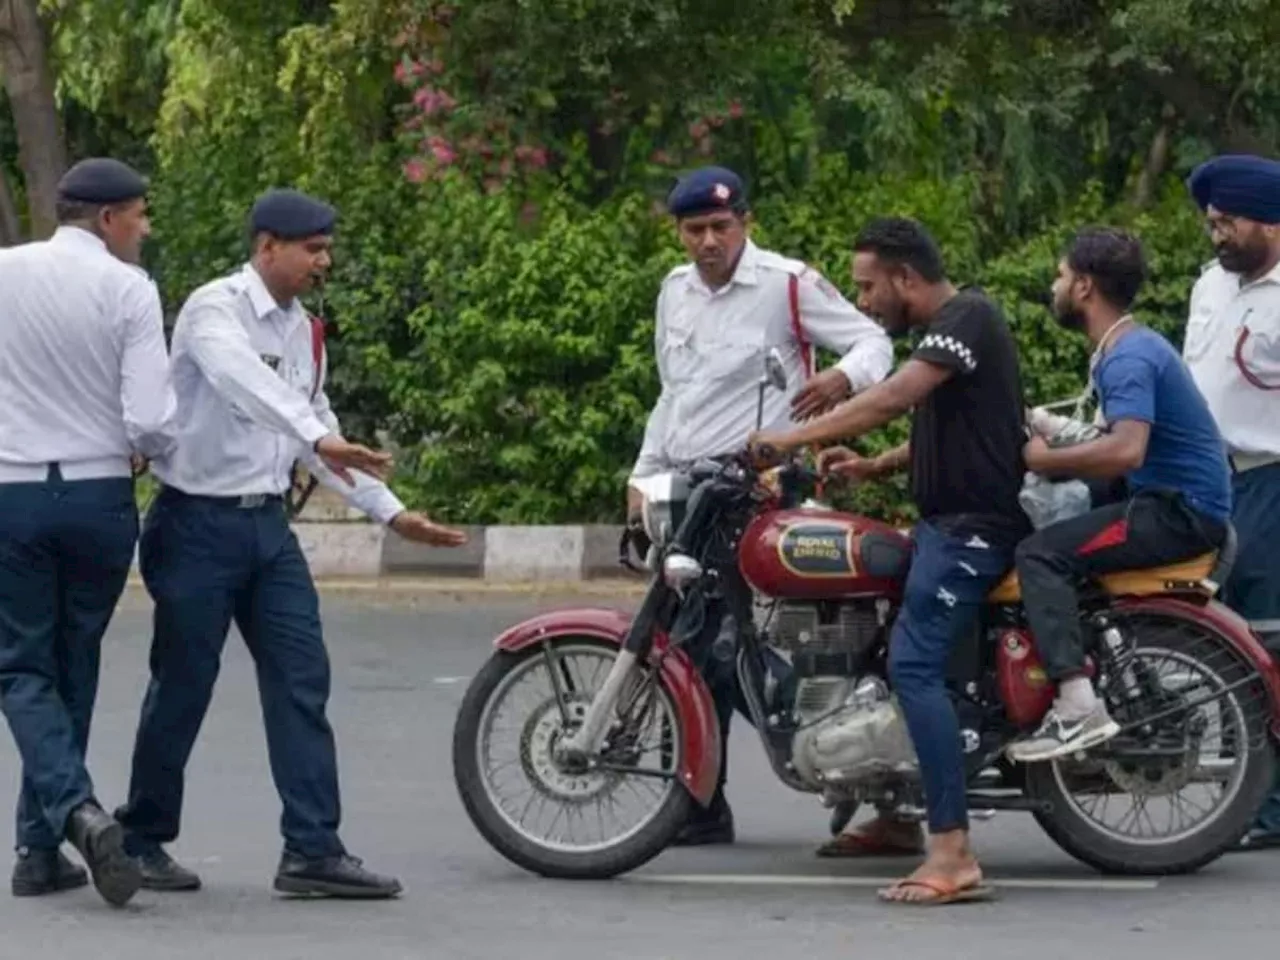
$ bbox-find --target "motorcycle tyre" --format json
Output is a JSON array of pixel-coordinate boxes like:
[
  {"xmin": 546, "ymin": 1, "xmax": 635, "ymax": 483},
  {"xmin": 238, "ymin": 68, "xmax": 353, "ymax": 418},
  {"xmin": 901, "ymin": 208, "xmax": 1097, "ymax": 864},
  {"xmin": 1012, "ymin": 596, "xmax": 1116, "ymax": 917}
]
[
  {"xmin": 452, "ymin": 637, "xmax": 695, "ymax": 880},
  {"xmin": 1025, "ymin": 627, "xmax": 1276, "ymax": 877}
]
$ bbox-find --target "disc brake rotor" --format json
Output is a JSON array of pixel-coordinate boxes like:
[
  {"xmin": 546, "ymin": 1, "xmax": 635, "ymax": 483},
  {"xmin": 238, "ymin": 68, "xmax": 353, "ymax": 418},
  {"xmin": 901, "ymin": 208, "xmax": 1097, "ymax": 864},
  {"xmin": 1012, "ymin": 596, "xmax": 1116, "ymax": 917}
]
[{"xmin": 520, "ymin": 697, "xmax": 618, "ymax": 803}]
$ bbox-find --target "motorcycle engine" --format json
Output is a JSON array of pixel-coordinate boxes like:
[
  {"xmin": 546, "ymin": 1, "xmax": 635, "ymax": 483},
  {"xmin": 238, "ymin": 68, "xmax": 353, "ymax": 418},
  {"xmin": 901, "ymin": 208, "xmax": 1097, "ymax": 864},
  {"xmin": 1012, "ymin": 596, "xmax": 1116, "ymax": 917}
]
[{"xmin": 762, "ymin": 600, "xmax": 920, "ymax": 787}]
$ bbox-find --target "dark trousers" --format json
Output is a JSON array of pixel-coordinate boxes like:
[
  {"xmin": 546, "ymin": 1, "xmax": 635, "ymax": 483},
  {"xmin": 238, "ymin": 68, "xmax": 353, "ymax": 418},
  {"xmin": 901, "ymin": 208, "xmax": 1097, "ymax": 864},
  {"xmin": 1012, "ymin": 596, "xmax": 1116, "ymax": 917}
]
[
  {"xmin": 0, "ymin": 470, "xmax": 137, "ymax": 850},
  {"xmin": 1015, "ymin": 490, "xmax": 1227, "ymax": 684},
  {"xmin": 1220, "ymin": 464, "xmax": 1280, "ymax": 833},
  {"xmin": 115, "ymin": 488, "xmax": 345, "ymax": 859},
  {"xmin": 888, "ymin": 519, "xmax": 1014, "ymax": 834}
]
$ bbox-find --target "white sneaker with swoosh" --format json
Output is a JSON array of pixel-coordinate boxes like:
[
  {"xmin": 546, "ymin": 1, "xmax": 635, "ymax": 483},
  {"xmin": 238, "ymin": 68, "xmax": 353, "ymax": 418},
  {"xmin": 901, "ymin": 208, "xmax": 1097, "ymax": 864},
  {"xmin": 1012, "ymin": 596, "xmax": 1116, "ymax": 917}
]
[{"xmin": 1007, "ymin": 705, "xmax": 1120, "ymax": 764}]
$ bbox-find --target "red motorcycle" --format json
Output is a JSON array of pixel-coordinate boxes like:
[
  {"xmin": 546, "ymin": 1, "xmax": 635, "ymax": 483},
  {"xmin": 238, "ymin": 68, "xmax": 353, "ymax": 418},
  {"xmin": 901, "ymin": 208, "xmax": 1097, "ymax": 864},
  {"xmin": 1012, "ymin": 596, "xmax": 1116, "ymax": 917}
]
[{"xmin": 452, "ymin": 354, "xmax": 1280, "ymax": 880}]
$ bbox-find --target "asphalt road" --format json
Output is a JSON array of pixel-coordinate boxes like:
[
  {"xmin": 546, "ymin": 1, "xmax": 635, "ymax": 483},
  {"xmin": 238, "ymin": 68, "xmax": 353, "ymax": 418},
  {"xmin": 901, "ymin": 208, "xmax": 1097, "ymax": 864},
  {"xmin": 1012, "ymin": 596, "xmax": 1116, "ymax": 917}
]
[{"xmin": 1, "ymin": 584, "xmax": 1278, "ymax": 960}]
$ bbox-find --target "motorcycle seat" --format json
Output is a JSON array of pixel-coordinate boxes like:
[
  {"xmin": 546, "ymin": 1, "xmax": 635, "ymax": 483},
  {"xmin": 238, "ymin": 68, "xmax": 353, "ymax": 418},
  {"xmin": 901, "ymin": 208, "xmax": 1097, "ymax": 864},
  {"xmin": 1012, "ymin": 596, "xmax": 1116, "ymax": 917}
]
[{"xmin": 987, "ymin": 549, "xmax": 1224, "ymax": 606}]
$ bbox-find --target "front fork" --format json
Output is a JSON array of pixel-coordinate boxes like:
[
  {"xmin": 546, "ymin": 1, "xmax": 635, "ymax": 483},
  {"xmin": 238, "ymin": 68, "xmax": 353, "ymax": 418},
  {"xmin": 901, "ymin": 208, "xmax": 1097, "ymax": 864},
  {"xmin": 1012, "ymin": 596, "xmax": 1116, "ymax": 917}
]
[{"xmin": 556, "ymin": 581, "xmax": 672, "ymax": 760}]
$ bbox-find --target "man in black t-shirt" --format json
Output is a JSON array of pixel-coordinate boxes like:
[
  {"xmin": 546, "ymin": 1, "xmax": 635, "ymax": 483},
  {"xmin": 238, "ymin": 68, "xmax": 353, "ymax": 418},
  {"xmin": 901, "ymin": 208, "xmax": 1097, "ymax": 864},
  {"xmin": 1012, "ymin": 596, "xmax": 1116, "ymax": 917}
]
[{"xmin": 749, "ymin": 217, "xmax": 1029, "ymax": 906}]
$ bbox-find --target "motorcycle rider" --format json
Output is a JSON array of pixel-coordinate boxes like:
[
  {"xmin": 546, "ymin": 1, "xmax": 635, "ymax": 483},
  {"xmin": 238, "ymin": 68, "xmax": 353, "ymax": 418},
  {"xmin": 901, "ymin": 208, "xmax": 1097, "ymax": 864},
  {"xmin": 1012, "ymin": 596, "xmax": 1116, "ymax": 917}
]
[
  {"xmin": 1007, "ymin": 227, "xmax": 1231, "ymax": 763},
  {"xmin": 628, "ymin": 165, "xmax": 894, "ymax": 845},
  {"xmin": 749, "ymin": 216, "xmax": 1029, "ymax": 905}
]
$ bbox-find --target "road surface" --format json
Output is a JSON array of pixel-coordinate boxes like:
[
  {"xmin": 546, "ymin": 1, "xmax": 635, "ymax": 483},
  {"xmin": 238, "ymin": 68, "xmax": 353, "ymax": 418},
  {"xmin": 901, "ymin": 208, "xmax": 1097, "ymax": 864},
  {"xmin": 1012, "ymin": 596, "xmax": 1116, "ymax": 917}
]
[{"xmin": 0, "ymin": 585, "xmax": 1276, "ymax": 959}]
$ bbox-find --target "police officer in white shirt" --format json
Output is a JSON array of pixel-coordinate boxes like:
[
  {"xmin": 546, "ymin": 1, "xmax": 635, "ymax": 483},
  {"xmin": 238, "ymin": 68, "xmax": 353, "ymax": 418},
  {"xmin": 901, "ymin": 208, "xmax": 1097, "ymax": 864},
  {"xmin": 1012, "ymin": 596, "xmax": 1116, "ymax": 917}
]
[
  {"xmin": 0, "ymin": 157, "xmax": 177, "ymax": 907},
  {"xmin": 629, "ymin": 166, "xmax": 894, "ymax": 845},
  {"xmin": 1182, "ymin": 154, "xmax": 1280, "ymax": 849},
  {"xmin": 111, "ymin": 188, "xmax": 468, "ymax": 898}
]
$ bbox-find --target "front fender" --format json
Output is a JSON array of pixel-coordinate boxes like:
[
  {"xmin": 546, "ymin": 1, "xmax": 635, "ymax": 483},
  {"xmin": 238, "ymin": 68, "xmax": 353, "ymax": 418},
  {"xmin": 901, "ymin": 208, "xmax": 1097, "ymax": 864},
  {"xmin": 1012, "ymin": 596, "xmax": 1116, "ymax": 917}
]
[
  {"xmin": 493, "ymin": 606, "xmax": 722, "ymax": 806},
  {"xmin": 1114, "ymin": 596, "xmax": 1280, "ymax": 741}
]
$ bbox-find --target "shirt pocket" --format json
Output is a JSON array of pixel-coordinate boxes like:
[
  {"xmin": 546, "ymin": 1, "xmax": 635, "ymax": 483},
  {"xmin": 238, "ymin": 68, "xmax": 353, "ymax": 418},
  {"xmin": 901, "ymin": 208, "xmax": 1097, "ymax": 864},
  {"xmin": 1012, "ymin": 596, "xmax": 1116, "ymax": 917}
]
[{"xmin": 1181, "ymin": 307, "xmax": 1216, "ymax": 364}]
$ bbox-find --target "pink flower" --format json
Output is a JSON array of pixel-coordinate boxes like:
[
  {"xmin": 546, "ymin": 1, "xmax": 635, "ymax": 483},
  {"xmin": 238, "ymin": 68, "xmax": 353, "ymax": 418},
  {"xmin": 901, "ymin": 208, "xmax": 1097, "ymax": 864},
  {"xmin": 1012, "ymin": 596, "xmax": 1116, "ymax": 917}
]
[
  {"xmin": 428, "ymin": 138, "xmax": 456, "ymax": 165},
  {"xmin": 529, "ymin": 147, "xmax": 548, "ymax": 169},
  {"xmin": 689, "ymin": 120, "xmax": 709, "ymax": 140},
  {"xmin": 650, "ymin": 149, "xmax": 674, "ymax": 166},
  {"xmin": 728, "ymin": 100, "xmax": 744, "ymax": 119},
  {"xmin": 393, "ymin": 61, "xmax": 409, "ymax": 85},
  {"xmin": 403, "ymin": 158, "xmax": 427, "ymax": 183}
]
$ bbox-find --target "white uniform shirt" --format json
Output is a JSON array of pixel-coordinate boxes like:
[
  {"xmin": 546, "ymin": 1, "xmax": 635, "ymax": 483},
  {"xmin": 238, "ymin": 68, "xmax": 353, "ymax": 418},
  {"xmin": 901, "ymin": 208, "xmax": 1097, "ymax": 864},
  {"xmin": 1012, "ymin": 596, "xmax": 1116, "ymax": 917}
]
[
  {"xmin": 151, "ymin": 264, "xmax": 405, "ymax": 524},
  {"xmin": 1183, "ymin": 259, "xmax": 1280, "ymax": 460},
  {"xmin": 631, "ymin": 240, "xmax": 893, "ymax": 479},
  {"xmin": 0, "ymin": 226, "xmax": 177, "ymax": 481}
]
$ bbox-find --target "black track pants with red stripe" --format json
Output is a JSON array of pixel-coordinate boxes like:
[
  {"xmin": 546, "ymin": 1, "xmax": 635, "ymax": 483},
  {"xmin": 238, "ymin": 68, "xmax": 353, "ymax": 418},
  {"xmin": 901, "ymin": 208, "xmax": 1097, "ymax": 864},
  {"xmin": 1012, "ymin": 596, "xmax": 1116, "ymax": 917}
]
[{"xmin": 1014, "ymin": 489, "xmax": 1227, "ymax": 683}]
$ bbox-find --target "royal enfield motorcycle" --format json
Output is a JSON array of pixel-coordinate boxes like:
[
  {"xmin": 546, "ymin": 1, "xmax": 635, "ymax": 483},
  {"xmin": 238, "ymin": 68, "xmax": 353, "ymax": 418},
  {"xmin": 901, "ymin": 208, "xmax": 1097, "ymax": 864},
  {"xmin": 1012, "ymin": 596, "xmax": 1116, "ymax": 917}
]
[{"xmin": 452, "ymin": 351, "xmax": 1280, "ymax": 880}]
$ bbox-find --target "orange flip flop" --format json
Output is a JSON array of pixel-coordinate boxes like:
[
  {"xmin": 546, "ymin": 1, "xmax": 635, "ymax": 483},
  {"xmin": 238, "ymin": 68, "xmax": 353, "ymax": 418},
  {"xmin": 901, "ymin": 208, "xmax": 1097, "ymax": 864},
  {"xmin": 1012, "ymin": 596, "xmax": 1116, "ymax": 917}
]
[
  {"xmin": 877, "ymin": 875, "xmax": 996, "ymax": 906},
  {"xmin": 815, "ymin": 832, "xmax": 924, "ymax": 858}
]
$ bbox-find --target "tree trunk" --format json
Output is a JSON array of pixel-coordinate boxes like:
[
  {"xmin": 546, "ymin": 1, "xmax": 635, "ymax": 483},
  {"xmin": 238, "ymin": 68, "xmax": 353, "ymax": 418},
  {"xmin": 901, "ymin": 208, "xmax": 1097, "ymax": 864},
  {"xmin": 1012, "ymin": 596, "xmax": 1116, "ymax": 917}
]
[
  {"xmin": 0, "ymin": 162, "xmax": 20, "ymax": 244},
  {"xmin": 1133, "ymin": 106, "xmax": 1175, "ymax": 210},
  {"xmin": 0, "ymin": 0, "xmax": 66, "ymax": 239}
]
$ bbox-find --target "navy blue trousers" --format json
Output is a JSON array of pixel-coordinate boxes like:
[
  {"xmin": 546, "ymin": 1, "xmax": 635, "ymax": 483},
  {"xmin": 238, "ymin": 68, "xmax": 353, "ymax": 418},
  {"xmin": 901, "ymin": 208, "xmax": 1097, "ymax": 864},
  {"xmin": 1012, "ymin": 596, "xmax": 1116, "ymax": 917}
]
[
  {"xmin": 888, "ymin": 519, "xmax": 1014, "ymax": 834},
  {"xmin": 0, "ymin": 469, "xmax": 137, "ymax": 850},
  {"xmin": 115, "ymin": 488, "xmax": 345, "ymax": 859},
  {"xmin": 1222, "ymin": 464, "xmax": 1280, "ymax": 834}
]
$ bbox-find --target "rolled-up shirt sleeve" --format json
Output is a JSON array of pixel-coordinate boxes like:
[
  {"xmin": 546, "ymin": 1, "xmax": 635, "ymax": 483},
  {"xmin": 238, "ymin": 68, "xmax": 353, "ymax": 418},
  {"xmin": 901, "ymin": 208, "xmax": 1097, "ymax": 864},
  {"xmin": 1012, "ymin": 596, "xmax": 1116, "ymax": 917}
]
[
  {"xmin": 119, "ymin": 277, "xmax": 179, "ymax": 460},
  {"xmin": 299, "ymin": 346, "xmax": 406, "ymax": 525},
  {"xmin": 182, "ymin": 294, "xmax": 331, "ymax": 448},
  {"xmin": 793, "ymin": 268, "xmax": 893, "ymax": 391}
]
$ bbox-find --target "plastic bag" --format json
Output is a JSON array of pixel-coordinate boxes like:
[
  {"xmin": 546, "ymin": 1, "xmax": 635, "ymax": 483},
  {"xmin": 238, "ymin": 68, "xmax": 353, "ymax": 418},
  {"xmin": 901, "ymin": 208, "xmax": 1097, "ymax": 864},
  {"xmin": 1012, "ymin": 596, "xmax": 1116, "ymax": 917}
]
[
  {"xmin": 1018, "ymin": 471, "xmax": 1093, "ymax": 529},
  {"xmin": 1019, "ymin": 387, "xmax": 1102, "ymax": 529}
]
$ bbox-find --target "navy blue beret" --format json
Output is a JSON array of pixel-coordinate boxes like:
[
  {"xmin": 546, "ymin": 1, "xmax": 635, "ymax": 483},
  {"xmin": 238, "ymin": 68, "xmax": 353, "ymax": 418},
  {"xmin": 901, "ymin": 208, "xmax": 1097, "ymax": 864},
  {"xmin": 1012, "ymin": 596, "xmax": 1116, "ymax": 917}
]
[
  {"xmin": 666, "ymin": 166, "xmax": 748, "ymax": 218},
  {"xmin": 249, "ymin": 188, "xmax": 337, "ymax": 240},
  {"xmin": 1188, "ymin": 154, "xmax": 1280, "ymax": 225},
  {"xmin": 57, "ymin": 158, "xmax": 148, "ymax": 205}
]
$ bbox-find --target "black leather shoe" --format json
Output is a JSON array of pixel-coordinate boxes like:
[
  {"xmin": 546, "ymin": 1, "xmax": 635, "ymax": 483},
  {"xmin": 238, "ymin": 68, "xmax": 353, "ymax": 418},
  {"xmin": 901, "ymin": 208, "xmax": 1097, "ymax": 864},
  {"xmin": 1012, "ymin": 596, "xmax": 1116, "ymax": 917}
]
[
  {"xmin": 672, "ymin": 800, "xmax": 735, "ymax": 846},
  {"xmin": 273, "ymin": 852, "xmax": 402, "ymax": 899},
  {"xmin": 134, "ymin": 846, "xmax": 201, "ymax": 891},
  {"xmin": 11, "ymin": 847, "xmax": 89, "ymax": 897},
  {"xmin": 64, "ymin": 803, "xmax": 142, "ymax": 907}
]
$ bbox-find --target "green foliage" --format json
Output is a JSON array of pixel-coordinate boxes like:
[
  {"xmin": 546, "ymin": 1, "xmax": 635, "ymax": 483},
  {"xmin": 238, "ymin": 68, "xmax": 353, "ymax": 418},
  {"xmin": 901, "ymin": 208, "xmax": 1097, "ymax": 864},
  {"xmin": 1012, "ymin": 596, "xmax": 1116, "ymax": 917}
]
[{"xmin": 4, "ymin": 0, "xmax": 1255, "ymax": 526}]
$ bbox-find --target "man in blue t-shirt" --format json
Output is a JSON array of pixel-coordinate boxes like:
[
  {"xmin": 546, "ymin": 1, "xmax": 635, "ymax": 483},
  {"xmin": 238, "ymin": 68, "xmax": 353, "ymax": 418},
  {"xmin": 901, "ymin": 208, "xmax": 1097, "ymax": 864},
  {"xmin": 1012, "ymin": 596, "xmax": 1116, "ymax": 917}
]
[{"xmin": 1007, "ymin": 227, "xmax": 1232, "ymax": 763}]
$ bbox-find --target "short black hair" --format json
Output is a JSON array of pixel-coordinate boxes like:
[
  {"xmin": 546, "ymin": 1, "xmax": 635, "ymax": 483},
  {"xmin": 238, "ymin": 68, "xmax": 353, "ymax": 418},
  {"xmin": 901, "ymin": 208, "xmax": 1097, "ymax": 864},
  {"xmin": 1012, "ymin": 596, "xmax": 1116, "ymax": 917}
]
[
  {"xmin": 1065, "ymin": 227, "xmax": 1147, "ymax": 310},
  {"xmin": 852, "ymin": 217, "xmax": 946, "ymax": 283}
]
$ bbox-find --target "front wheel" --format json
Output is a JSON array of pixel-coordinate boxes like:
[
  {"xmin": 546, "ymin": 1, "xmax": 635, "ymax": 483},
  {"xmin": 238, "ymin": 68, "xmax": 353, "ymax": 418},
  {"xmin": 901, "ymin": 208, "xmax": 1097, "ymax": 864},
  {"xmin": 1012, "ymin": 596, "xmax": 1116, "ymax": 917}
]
[
  {"xmin": 451, "ymin": 636, "xmax": 695, "ymax": 879},
  {"xmin": 1028, "ymin": 608, "xmax": 1276, "ymax": 875}
]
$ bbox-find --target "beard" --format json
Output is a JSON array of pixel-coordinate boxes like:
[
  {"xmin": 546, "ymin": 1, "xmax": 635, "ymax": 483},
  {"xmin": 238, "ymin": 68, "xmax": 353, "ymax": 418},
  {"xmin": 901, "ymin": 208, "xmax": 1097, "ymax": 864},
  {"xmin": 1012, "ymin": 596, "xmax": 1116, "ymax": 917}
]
[
  {"xmin": 1216, "ymin": 241, "xmax": 1269, "ymax": 276},
  {"xmin": 1052, "ymin": 296, "xmax": 1087, "ymax": 332}
]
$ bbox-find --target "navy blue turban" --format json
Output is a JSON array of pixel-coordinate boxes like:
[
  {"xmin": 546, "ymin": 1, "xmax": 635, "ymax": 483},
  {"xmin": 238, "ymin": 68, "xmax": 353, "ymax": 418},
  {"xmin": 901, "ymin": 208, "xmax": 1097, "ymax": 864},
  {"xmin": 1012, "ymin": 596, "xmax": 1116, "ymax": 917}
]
[
  {"xmin": 666, "ymin": 166, "xmax": 748, "ymax": 219},
  {"xmin": 1188, "ymin": 154, "xmax": 1280, "ymax": 225},
  {"xmin": 249, "ymin": 188, "xmax": 337, "ymax": 240}
]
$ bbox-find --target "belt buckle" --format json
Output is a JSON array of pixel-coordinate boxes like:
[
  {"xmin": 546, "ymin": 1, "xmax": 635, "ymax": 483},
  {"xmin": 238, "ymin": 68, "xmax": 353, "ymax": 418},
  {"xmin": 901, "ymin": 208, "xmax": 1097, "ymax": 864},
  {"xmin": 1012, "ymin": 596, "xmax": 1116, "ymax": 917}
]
[{"xmin": 238, "ymin": 494, "xmax": 267, "ymax": 509}]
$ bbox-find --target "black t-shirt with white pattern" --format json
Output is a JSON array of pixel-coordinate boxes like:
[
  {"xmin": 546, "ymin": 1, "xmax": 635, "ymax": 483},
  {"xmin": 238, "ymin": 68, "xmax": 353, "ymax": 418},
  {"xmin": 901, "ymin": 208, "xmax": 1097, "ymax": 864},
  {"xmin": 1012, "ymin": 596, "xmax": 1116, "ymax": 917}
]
[{"xmin": 907, "ymin": 288, "xmax": 1029, "ymax": 541}]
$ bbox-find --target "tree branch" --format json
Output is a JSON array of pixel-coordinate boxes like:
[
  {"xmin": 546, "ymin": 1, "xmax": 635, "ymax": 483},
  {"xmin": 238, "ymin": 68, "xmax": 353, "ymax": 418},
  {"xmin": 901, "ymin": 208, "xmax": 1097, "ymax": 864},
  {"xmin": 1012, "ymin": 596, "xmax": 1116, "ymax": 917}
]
[{"xmin": 0, "ymin": 161, "xmax": 20, "ymax": 245}]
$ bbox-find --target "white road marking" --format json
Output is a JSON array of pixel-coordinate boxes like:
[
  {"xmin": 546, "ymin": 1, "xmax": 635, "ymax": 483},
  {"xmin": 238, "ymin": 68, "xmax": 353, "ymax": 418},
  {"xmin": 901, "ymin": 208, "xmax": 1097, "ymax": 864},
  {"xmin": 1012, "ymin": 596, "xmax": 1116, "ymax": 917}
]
[
  {"xmin": 433, "ymin": 676, "xmax": 468, "ymax": 684},
  {"xmin": 626, "ymin": 873, "xmax": 1158, "ymax": 891}
]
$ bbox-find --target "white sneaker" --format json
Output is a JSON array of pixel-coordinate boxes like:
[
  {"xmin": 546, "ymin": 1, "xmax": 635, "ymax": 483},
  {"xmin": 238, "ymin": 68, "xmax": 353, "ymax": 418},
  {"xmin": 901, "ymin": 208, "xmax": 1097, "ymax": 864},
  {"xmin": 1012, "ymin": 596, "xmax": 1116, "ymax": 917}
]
[{"xmin": 1006, "ymin": 704, "xmax": 1120, "ymax": 764}]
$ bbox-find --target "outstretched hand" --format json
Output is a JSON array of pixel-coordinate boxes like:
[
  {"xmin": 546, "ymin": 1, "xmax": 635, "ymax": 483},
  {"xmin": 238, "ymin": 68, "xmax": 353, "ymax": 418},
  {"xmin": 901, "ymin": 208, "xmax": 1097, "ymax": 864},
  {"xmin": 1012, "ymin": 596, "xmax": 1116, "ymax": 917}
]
[{"xmin": 389, "ymin": 511, "xmax": 469, "ymax": 547}]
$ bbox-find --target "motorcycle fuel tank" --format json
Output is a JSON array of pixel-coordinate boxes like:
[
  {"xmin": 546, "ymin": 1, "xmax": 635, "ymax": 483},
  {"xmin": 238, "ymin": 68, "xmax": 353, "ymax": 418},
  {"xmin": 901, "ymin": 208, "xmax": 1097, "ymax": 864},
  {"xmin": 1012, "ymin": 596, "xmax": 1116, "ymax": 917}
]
[{"xmin": 738, "ymin": 507, "xmax": 913, "ymax": 600}]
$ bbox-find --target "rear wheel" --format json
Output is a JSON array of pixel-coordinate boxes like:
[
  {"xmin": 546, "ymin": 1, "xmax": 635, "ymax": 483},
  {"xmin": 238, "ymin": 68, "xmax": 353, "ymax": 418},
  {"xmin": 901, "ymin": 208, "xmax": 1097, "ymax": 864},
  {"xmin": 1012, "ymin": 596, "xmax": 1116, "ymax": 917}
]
[
  {"xmin": 1027, "ymin": 607, "xmax": 1276, "ymax": 875},
  {"xmin": 451, "ymin": 637, "xmax": 695, "ymax": 879}
]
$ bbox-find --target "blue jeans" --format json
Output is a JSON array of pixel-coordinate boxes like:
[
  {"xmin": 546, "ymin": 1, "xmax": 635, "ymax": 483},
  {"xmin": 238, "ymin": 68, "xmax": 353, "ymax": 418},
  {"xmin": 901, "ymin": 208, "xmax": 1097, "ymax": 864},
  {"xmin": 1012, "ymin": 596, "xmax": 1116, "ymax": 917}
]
[
  {"xmin": 0, "ymin": 469, "xmax": 137, "ymax": 850},
  {"xmin": 888, "ymin": 519, "xmax": 1015, "ymax": 834},
  {"xmin": 115, "ymin": 488, "xmax": 345, "ymax": 859},
  {"xmin": 1222, "ymin": 464, "xmax": 1280, "ymax": 834}
]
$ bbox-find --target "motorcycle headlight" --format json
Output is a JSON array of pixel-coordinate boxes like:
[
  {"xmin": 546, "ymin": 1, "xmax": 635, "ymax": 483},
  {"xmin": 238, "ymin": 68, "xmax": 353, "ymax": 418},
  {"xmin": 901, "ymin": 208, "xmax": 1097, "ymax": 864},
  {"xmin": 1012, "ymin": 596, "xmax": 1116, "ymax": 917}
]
[{"xmin": 631, "ymin": 472, "xmax": 690, "ymax": 547}]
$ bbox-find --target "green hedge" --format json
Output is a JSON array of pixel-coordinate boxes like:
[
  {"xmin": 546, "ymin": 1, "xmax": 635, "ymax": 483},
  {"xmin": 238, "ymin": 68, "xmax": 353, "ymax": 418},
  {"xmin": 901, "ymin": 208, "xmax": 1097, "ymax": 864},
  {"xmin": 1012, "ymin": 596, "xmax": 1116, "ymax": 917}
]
[{"xmin": 139, "ymin": 145, "xmax": 1212, "ymax": 527}]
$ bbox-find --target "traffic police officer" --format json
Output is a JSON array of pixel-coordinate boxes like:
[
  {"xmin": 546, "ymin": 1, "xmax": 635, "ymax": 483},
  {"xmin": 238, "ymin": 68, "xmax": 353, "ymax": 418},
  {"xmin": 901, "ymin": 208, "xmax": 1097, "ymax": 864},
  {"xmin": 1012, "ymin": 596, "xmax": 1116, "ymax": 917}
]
[
  {"xmin": 629, "ymin": 166, "xmax": 894, "ymax": 845},
  {"xmin": 112, "ymin": 188, "xmax": 468, "ymax": 898},
  {"xmin": 1182, "ymin": 154, "xmax": 1280, "ymax": 849},
  {"xmin": 0, "ymin": 157, "xmax": 176, "ymax": 907}
]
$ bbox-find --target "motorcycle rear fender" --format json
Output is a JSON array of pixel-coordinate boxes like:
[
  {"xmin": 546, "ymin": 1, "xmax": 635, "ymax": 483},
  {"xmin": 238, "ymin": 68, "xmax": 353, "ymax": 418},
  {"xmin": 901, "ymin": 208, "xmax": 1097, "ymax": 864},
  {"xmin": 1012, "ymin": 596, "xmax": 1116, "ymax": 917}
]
[
  {"xmin": 1114, "ymin": 596, "xmax": 1280, "ymax": 741},
  {"xmin": 493, "ymin": 607, "xmax": 723, "ymax": 806}
]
